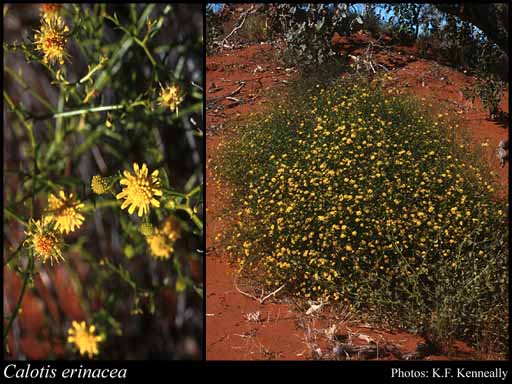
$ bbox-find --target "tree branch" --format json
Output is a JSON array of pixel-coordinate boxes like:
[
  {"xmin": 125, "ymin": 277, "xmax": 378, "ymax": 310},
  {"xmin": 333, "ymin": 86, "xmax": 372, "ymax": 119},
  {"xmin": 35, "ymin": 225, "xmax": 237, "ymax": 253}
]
[{"xmin": 435, "ymin": 3, "xmax": 508, "ymax": 56}]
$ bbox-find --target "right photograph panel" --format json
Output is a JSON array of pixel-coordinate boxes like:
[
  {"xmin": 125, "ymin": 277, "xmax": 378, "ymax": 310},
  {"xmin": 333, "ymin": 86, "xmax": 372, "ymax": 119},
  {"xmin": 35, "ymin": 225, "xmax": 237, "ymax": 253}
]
[{"xmin": 206, "ymin": 3, "xmax": 509, "ymax": 361}]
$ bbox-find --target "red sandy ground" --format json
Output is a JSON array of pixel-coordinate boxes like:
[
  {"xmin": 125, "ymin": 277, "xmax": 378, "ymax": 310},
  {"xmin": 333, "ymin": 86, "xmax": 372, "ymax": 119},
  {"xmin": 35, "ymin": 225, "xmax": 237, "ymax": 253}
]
[{"xmin": 206, "ymin": 38, "xmax": 508, "ymax": 360}]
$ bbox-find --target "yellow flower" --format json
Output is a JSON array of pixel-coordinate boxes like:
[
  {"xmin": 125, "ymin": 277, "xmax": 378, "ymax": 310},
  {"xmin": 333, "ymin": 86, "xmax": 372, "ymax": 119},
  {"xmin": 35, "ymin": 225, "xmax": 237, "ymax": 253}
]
[
  {"xmin": 146, "ymin": 232, "xmax": 173, "ymax": 260},
  {"xmin": 90, "ymin": 175, "xmax": 112, "ymax": 195},
  {"xmin": 23, "ymin": 218, "xmax": 64, "ymax": 265},
  {"xmin": 34, "ymin": 16, "xmax": 69, "ymax": 65},
  {"xmin": 67, "ymin": 321, "xmax": 104, "ymax": 358},
  {"xmin": 47, "ymin": 191, "xmax": 85, "ymax": 234},
  {"xmin": 161, "ymin": 216, "xmax": 181, "ymax": 241},
  {"xmin": 159, "ymin": 83, "xmax": 184, "ymax": 114},
  {"xmin": 139, "ymin": 222, "xmax": 154, "ymax": 236},
  {"xmin": 175, "ymin": 276, "xmax": 187, "ymax": 293},
  {"xmin": 116, "ymin": 163, "xmax": 163, "ymax": 217}
]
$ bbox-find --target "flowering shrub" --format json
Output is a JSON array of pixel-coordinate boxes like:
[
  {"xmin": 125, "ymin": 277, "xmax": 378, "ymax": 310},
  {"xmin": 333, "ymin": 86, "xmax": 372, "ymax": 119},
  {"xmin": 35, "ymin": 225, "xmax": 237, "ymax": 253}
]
[
  {"xmin": 215, "ymin": 77, "xmax": 508, "ymax": 354},
  {"xmin": 4, "ymin": 4, "xmax": 203, "ymax": 359}
]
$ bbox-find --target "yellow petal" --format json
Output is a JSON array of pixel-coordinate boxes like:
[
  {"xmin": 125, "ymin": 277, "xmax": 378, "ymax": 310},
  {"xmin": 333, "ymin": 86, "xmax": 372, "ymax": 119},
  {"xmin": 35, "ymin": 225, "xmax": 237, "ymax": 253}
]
[
  {"xmin": 133, "ymin": 163, "xmax": 139, "ymax": 173},
  {"xmin": 151, "ymin": 199, "xmax": 160, "ymax": 207},
  {"xmin": 128, "ymin": 204, "xmax": 136, "ymax": 215},
  {"xmin": 151, "ymin": 170, "xmax": 159, "ymax": 177},
  {"xmin": 138, "ymin": 206, "xmax": 144, "ymax": 217}
]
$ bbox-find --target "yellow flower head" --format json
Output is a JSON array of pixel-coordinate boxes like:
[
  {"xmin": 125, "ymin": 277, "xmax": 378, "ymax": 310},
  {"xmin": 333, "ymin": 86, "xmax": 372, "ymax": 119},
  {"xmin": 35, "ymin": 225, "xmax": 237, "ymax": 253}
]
[
  {"xmin": 175, "ymin": 276, "xmax": 187, "ymax": 293},
  {"xmin": 91, "ymin": 175, "xmax": 112, "ymax": 195},
  {"xmin": 159, "ymin": 83, "xmax": 184, "ymax": 114},
  {"xmin": 67, "ymin": 321, "xmax": 104, "ymax": 358},
  {"xmin": 139, "ymin": 222, "xmax": 154, "ymax": 236},
  {"xmin": 47, "ymin": 191, "xmax": 85, "ymax": 234},
  {"xmin": 116, "ymin": 163, "xmax": 163, "ymax": 217},
  {"xmin": 146, "ymin": 232, "xmax": 173, "ymax": 260},
  {"xmin": 40, "ymin": 3, "xmax": 62, "ymax": 21},
  {"xmin": 162, "ymin": 216, "xmax": 181, "ymax": 241},
  {"xmin": 34, "ymin": 16, "xmax": 69, "ymax": 65},
  {"xmin": 23, "ymin": 218, "xmax": 64, "ymax": 265}
]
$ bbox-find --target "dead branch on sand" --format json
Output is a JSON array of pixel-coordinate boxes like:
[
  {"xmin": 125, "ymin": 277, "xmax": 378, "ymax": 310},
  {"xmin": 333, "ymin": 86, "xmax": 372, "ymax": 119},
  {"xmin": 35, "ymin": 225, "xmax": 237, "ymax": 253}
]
[
  {"xmin": 219, "ymin": 6, "xmax": 256, "ymax": 49},
  {"xmin": 234, "ymin": 263, "xmax": 285, "ymax": 304}
]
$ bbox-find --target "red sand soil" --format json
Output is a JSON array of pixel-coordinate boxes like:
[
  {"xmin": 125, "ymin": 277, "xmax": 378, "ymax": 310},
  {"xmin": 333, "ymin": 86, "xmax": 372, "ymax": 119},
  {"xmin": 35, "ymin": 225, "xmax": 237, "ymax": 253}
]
[
  {"xmin": 206, "ymin": 38, "xmax": 508, "ymax": 360},
  {"xmin": 206, "ymin": 44, "xmax": 307, "ymax": 360}
]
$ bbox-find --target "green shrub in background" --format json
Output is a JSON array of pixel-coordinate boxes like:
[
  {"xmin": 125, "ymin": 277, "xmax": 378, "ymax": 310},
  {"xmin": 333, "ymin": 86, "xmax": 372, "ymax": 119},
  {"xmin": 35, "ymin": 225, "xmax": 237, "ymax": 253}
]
[
  {"xmin": 4, "ymin": 3, "xmax": 203, "ymax": 359},
  {"xmin": 264, "ymin": 4, "xmax": 361, "ymax": 73},
  {"xmin": 215, "ymin": 76, "xmax": 508, "ymax": 356},
  {"xmin": 461, "ymin": 39, "xmax": 507, "ymax": 119},
  {"xmin": 206, "ymin": 3, "xmax": 223, "ymax": 54}
]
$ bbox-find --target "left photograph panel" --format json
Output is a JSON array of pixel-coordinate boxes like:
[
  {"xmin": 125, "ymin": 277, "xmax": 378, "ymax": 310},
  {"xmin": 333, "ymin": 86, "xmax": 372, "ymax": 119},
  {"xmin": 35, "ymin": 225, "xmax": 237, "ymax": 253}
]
[{"xmin": 4, "ymin": 3, "xmax": 203, "ymax": 360}]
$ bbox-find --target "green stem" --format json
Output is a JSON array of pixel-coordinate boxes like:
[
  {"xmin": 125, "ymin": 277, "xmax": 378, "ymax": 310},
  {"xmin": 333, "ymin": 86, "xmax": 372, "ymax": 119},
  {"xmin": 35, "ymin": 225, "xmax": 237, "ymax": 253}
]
[
  {"xmin": 4, "ymin": 207, "xmax": 28, "ymax": 227},
  {"xmin": 185, "ymin": 185, "xmax": 202, "ymax": 199},
  {"xmin": 4, "ymin": 241, "xmax": 24, "ymax": 266},
  {"xmin": 31, "ymin": 101, "xmax": 146, "ymax": 121},
  {"xmin": 4, "ymin": 92, "xmax": 36, "ymax": 154},
  {"xmin": 83, "ymin": 199, "xmax": 120, "ymax": 212},
  {"xmin": 79, "ymin": 59, "xmax": 107, "ymax": 84},
  {"xmin": 134, "ymin": 37, "xmax": 157, "ymax": 67},
  {"xmin": 175, "ymin": 204, "xmax": 203, "ymax": 232},
  {"xmin": 4, "ymin": 72, "xmax": 39, "ymax": 345},
  {"xmin": 162, "ymin": 189, "xmax": 187, "ymax": 199},
  {"xmin": 54, "ymin": 104, "xmax": 124, "ymax": 118},
  {"xmin": 5, "ymin": 66, "xmax": 55, "ymax": 112},
  {"xmin": 168, "ymin": 102, "xmax": 202, "ymax": 120},
  {"xmin": 102, "ymin": 258, "xmax": 142, "ymax": 292},
  {"xmin": 4, "ymin": 253, "xmax": 34, "ymax": 340}
]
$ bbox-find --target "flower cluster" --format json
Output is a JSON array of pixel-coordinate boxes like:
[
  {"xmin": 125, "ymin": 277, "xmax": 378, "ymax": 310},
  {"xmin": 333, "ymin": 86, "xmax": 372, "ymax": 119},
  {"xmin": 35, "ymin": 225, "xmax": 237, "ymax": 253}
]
[
  {"xmin": 216, "ymin": 78, "xmax": 508, "ymax": 350},
  {"xmin": 91, "ymin": 175, "xmax": 113, "ymax": 195},
  {"xmin": 23, "ymin": 190, "xmax": 86, "ymax": 266},
  {"xmin": 34, "ymin": 15, "xmax": 69, "ymax": 66},
  {"xmin": 159, "ymin": 83, "xmax": 184, "ymax": 114},
  {"xmin": 8, "ymin": 3, "xmax": 201, "ymax": 361},
  {"xmin": 24, "ymin": 218, "xmax": 64, "ymax": 265},
  {"xmin": 67, "ymin": 321, "xmax": 104, "ymax": 358},
  {"xmin": 116, "ymin": 163, "xmax": 163, "ymax": 217},
  {"xmin": 143, "ymin": 216, "xmax": 181, "ymax": 260},
  {"xmin": 47, "ymin": 191, "xmax": 85, "ymax": 234}
]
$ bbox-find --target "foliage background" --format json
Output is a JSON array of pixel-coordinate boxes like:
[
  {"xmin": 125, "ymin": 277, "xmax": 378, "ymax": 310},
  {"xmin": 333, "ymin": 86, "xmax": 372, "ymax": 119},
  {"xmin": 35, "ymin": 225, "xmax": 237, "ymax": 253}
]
[{"xmin": 4, "ymin": 3, "xmax": 203, "ymax": 360}]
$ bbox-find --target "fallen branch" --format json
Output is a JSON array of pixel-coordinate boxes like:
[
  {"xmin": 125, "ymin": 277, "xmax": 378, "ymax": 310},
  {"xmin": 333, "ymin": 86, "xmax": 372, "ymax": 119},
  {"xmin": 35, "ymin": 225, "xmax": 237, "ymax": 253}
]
[
  {"xmin": 234, "ymin": 264, "xmax": 285, "ymax": 304},
  {"xmin": 234, "ymin": 270, "xmax": 261, "ymax": 302},
  {"xmin": 208, "ymin": 82, "xmax": 245, "ymax": 102},
  {"xmin": 260, "ymin": 285, "xmax": 285, "ymax": 303},
  {"xmin": 220, "ymin": 5, "xmax": 255, "ymax": 48}
]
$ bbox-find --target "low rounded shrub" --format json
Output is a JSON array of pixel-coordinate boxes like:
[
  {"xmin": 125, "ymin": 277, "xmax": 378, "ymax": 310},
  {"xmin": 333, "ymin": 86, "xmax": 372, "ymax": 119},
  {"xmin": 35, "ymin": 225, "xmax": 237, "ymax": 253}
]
[{"xmin": 215, "ymin": 77, "xmax": 508, "ymax": 354}]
